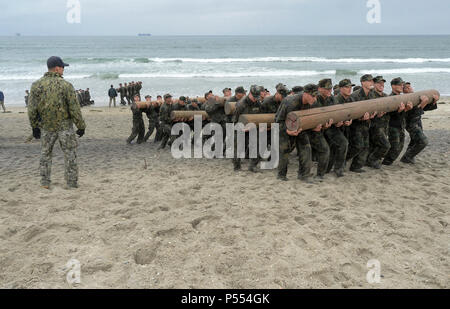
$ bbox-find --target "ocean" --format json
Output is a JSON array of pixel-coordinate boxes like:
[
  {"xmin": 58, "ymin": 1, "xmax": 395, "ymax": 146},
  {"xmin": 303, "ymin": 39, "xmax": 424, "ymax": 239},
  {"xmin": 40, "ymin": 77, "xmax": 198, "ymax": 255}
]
[{"xmin": 1, "ymin": 35, "xmax": 450, "ymax": 106}]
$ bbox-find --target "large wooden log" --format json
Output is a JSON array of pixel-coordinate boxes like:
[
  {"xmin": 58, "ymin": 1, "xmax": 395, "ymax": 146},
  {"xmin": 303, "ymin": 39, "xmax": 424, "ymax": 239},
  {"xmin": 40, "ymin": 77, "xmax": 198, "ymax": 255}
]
[
  {"xmin": 235, "ymin": 90, "xmax": 440, "ymax": 130},
  {"xmin": 238, "ymin": 114, "xmax": 276, "ymax": 127},
  {"xmin": 224, "ymin": 101, "xmax": 237, "ymax": 115},
  {"xmin": 171, "ymin": 111, "xmax": 209, "ymax": 122},
  {"xmin": 136, "ymin": 102, "xmax": 150, "ymax": 109},
  {"xmin": 286, "ymin": 90, "xmax": 440, "ymax": 131}
]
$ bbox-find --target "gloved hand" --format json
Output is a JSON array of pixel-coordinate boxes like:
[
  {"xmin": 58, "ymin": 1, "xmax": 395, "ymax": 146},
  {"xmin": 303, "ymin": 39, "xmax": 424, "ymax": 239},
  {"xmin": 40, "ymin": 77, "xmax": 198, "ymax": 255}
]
[
  {"xmin": 32, "ymin": 128, "xmax": 41, "ymax": 139},
  {"xmin": 76, "ymin": 129, "xmax": 85, "ymax": 138}
]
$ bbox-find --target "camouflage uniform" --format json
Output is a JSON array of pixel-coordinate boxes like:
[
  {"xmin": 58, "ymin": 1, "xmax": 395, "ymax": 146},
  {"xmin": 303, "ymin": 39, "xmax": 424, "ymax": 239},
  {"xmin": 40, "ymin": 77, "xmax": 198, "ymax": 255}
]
[
  {"xmin": 118, "ymin": 85, "xmax": 127, "ymax": 105},
  {"xmin": 383, "ymin": 92, "xmax": 406, "ymax": 165},
  {"xmin": 276, "ymin": 87, "xmax": 330, "ymax": 180},
  {"xmin": 126, "ymin": 102, "xmax": 145, "ymax": 144},
  {"xmin": 28, "ymin": 71, "xmax": 86, "ymax": 187},
  {"xmin": 158, "ymin": 100, "xmax": 174, "ymax": 149},
  {"xmin": 347, "ymin": 87, "xmax": 375, "ymax": 171},
  {"xmin": 318, "ymin": 94, "xmax": 348, "ymax": 174},
  {"xmin": 402, "ymin": 98, "xmax": 438, "ymax": 162},
  {"xmin": 144, "ymin": 104, "xmax": 160, "ymax": 142},
  {"xmin": 232, "ymin": 92, "xmax": 263, "ymax": 171},
  {"xmin": 367, "ymin": 90, "xmax": 391, "ymax": 167},
  {"xmin": 126, "ymin": 84, "xmax": 133, "ymax": 105},
  {"xmin": 205, "ymin": 96, "xmax": 227, "ymax": 147},
  {"xmin": 260, "ymin": 95, "xmax": 282, "ymax": 114}
]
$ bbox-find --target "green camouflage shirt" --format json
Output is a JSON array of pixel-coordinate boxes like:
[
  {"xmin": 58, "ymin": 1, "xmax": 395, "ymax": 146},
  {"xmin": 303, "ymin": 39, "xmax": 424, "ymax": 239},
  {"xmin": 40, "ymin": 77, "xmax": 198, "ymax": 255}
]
[{"xmin": 28, "ymin": 72, "xmax": 86, "ymax": 132}]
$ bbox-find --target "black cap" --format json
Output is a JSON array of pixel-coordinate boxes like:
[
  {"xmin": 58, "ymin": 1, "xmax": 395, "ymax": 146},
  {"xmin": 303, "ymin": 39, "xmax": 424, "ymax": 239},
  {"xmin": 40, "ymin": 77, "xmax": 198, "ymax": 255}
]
[
  {"xmin": 339, "ymin": 79, "xmax": 356, "ymax": 88},
  {"xmin": 360, "ymin": 74, "xmax": 374, "ymax": 82},
  {"xmin": 179, "ymin": 96, "xmax": 186, "ymax": 102},
  {"xmin": 235, "ymin": 86, "xmax": 246, "ymax": 94},
  {"xmin": 303, "ymin": 84, "xmax": 319, "ymax": 96},
  {"xmin": 222, "ymin": 88, "xmax": 232, "ymax": 93},
  {"xmin": 292, "ymin": 86, "xmax": 304, "ymax": 94},
  {"xmin": 250, "ymin": 85, "xmax": 264, "ymax": 99},
  {"xmin": 163, "ymin": 93, "xmax": 172, "ymax": 100},
  {"xmin": 391, "ymin": 77, "xmax": 405, "ymax": 86},
  {"xmin": 318, "ymin": 78, "xmax": 333, "ymax": 90},
  {"xmin": 276, "ymin": 84, "xmax": 289, "ymax": 97},
  {"xmin": 204, "ymin": 91, "xmax": 212, "ymax": 99},
  {"xmin": 47, "ymin": 56, "xmax": 69, "ymax": 69},
  {"xmin": 373, "ymin": 76, "xmax": 386, "ymax": 83}
]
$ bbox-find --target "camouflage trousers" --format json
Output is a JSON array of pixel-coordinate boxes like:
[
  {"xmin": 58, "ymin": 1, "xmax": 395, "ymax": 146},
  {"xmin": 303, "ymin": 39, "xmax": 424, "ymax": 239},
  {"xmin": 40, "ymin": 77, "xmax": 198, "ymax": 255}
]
[
  {"xmin": 404, "ymin": 121, "xmax": 428, "ymax": 160},
  {"xmin": 159, "ymin": 123, "xmax": 173, "ymax": 149},
  {"xmin": 127, "ymin": 119, "xmax": 145, "ymax": 144},
  {"xmin": 233, "ymin": 131, "xmax": 261, "ymax": 170},
  {"xmin": 40, "ymin": 128, "xmax": 79, "ymax": 187},
  {"xmin": 367, "ymin": 126, "xmax": 391, "ymax": 165},
  {"xmin": 144, "ymin": 118, "xmax": 159, "ymax": 142},
  {"xmin": 346, "ymin": 124, "xmax": 370, "ymax": 170},
  {"xmin": 384, "ymin": 126, "xmax": 405, "ymax": 164},
  {"xmin": 278, "ymin": 131, "xmax": 329, "ymax": 178},
  {"xmin": 324, "ymin": 127, "xmax": 348, "ymax": 173},
  {"xmin": 0, "ymin": 100, "xmax": 5, "ymax": 112}
]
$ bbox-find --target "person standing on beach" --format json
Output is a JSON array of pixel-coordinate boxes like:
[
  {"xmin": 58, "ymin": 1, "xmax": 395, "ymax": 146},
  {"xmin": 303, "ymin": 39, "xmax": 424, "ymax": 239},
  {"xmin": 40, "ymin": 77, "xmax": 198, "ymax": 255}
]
[
  {"xmin": 25, "ymin": 90, "xmax": 30, "ymax": 106},
  {"xmin": 0, "ymin": 90, "xmax": 6, "ymax": 112},
  {"xmin": 108, "ymin": 85, "xmax": 118, "ymax": 108},
  {"xmin": 117, "ymin": 83, "xmax": 126, "ymax": 105},
  {"xmin": 28, "ymin": 56, "xmax": 86, "ymax": 189}
]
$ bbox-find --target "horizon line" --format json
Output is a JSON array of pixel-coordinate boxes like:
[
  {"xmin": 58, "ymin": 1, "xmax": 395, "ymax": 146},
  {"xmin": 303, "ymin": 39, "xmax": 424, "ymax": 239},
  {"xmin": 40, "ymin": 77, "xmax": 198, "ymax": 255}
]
[{"xmin": 2, "ymin": 34, "xmax": 450, "ymax": 37}]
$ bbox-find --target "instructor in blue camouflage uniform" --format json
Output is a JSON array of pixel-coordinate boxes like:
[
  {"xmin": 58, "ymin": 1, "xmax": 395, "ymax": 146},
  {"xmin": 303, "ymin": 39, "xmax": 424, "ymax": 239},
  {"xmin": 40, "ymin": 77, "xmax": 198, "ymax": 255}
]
[{"xmin": 28, "ymin": 56, "xmax": 86, "ymax": 189}]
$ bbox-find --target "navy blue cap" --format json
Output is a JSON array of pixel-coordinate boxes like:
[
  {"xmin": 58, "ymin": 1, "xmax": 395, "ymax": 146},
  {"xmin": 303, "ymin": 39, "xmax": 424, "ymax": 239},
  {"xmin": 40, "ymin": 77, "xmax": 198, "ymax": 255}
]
[{"xmin": 47, "ymin": 56, "xmax": 69, "ymax": 69}]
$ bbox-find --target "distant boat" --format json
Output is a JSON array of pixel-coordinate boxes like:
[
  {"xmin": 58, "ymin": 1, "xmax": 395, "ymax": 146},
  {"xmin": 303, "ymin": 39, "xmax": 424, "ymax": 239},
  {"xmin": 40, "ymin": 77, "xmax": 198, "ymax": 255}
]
[
  {"xmin": 138, "ymin": 33, "xmax": 152, "ymax": 37},
  {"xmin": 16, "ymin": 33, "xmax": 21, "ymax": 37}
]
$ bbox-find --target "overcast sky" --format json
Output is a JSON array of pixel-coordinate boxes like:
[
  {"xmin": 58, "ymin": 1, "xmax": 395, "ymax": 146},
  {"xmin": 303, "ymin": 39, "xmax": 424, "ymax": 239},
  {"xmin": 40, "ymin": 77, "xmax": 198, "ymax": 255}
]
[{"xmin": 1, "ymin": 0, "xmax": 449, "ymax": 36}]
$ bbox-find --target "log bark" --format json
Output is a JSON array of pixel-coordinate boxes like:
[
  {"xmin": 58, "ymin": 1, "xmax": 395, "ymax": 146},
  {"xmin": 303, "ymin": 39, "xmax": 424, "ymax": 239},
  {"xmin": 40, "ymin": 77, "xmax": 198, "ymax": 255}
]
[
  {"xmin": 224, "ymin": 101, "xmax": 237, "ymax": 115},
  {"xmin": 285, "ymin": 90, "xmax": 440, "ymax": 131},
  {"xmin": 171, "ymin": 111, "xmax": 209, "ymax": 122}
]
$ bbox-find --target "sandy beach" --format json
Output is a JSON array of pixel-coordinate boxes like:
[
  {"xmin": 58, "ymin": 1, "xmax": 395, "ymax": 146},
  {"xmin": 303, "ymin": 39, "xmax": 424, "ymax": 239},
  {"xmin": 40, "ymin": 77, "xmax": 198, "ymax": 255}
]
[{"xmin": 0, "ymin": 99, "xmax": 449, "ymax": 289}]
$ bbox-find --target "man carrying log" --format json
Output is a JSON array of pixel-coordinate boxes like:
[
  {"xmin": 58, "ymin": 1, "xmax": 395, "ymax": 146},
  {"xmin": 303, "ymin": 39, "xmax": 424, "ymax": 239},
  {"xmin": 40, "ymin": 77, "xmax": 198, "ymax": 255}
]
[
  {"xmin": 143, "ymin": 96, "xmax": 159, "ymax": 143},
  {"xmin": 367, "ymin": 76, "xmax": 391, "ymax": 169},
  {"xmin": 382, "ymin": 78, "xmax": 412, "ymax": 165},
  {"xmin": 401, "ymin": 82, "xmax": 439, "ymax": 164},
  {"xmin": 158, "ymin": 94, "xmax": 174, "ymax": 150},
  {"xmin": 317, "ymin": 78, "xmax": 348, "ymax": 178},
  {"xmin": 126, "ymin": 95, "xmax": 145, "ymax": 144},
  {"xmin": 261, "ymin": 83, "xmax": 288, "ymax": 114},
  {"xmin": 232, "ymin": 85, "xmax": 265, "ymax": 173},
  {"xmin": 275, "ymin": 84, "xmax": 331, "ymax": 182},
  {"xmin": 346, "ymin": 74, "xmax": 377, "ymax": 173}
]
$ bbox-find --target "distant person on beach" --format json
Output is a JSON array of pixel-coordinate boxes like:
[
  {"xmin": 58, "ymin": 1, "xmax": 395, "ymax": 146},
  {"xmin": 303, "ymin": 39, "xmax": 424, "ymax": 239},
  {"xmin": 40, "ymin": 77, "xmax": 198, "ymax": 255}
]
[
  {"xmin": 0, "ymin": 90, "xmax": 5, "ymax": 112},
  {"xmin": 25, "ymin": 90, "xmax": 29, "ymax": 106},
  {"xmin": 108, "ymin": 85, "xmax": 118, "ymax": 107},
  {"xmin": 28, "ymin": 56, "xmax": 86, "ymax": 189}
]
